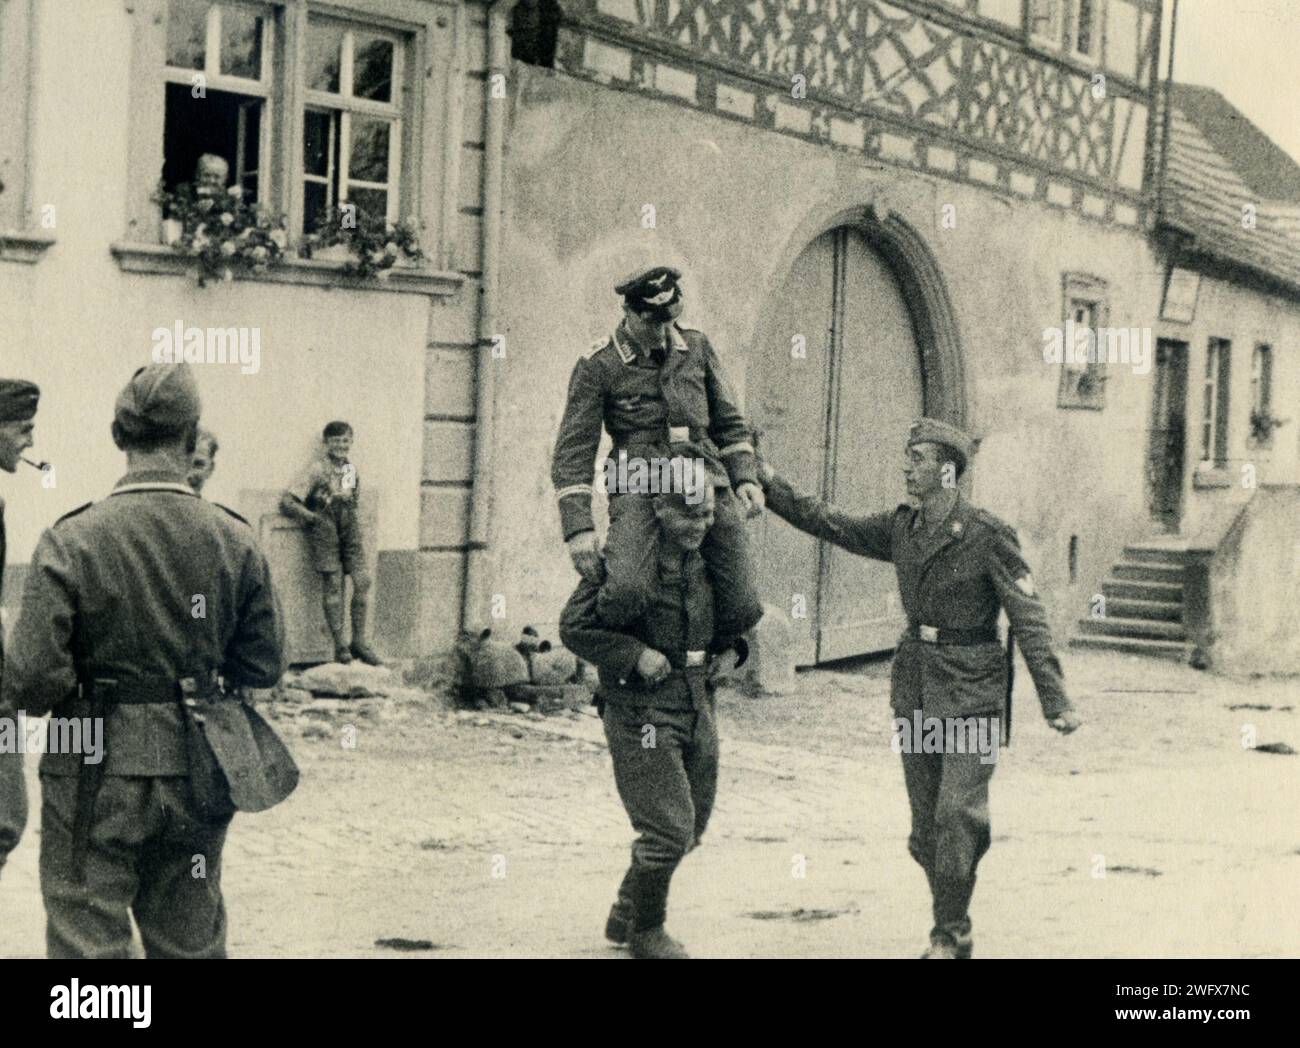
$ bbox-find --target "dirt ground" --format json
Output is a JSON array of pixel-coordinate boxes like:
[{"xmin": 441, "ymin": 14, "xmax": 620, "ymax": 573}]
[{"xmin": 1, "ymin": 648, "xmax": 1297, "ymax": 959}]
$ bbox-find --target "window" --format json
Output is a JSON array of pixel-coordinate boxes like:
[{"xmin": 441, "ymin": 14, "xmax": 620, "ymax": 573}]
[
  {"xmin": 0, "ymin": 0, "xmax": 54, "ymax": 259},
  {"xmin": 125, "ymin": 0, "xmax": 447, "ymax": 260},
  {"xmin": 1250, "ymin": 343, "xmax": 1274, "ymax": 444},
  {"xmin": 1105, "ymin": 0, "xmax": 1141, "ymax": 79},
  {"xmin": 1030, "ymin": 0, "xmax": 1105, "ymax": 57},
  {"xmin": 1056, "ymin": 273, "xmax": 1109, "ymax": 409},
  {"xmin": 1029, "ymin": 0, "xmax": 1065, "ymax": 46},
  {"xmin": 163, "ymin": 0, "xmax": 272, "ymax": 200},
  {"xmin": 1201, "ymin": 339, "xmax": 1231, "ymax": 465},
  {"xmin": 302, "ymin": 16, "xmax": 405, "ymax": 232},
  {"xmin": 1071, "ymin": 0, "xmax": 1100, "ymax": 59}
]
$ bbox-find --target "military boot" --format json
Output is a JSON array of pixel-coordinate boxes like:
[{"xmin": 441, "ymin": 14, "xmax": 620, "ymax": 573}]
[
  {"xmin": 629, "ymin": 925, "xmax": 690, "ymax": 959},
  {"xmin": 921, "ymin": 931, "xmax": 973, "ymax": 959},
  {"xmin": 348, "ymin": 597, "xmax": 384, "ymax": 666},
  {"xmin": 605, "ymin": 900, "xmax": 632, "ymax": 945},
  {"xmin": 929, "ymin": 875, "xmax": 975, "ymax": 958}
]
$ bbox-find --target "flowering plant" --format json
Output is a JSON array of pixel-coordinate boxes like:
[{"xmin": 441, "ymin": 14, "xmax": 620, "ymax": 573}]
[
  {"xmin": 1249, "ymin": 408, "xmax": 1289, "ymax": 445},
  {"xmin": 153, "ymin": 180, "xmax": 289, "ymax": 285},
  {"xmin": 301, "ymin": 203, "xmax": 423, "ymax": 279}
]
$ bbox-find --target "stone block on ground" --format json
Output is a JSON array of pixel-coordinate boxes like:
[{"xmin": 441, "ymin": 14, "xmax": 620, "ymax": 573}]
[
  {"xmin": 742, "ymin": 604, "xmax": 797, "ymax": 696},
  {"xmin": 528, "ymin": 648, "xmax": 579, "ymax": 685},
  {"xmin": 294, "ymin": 662, "xmax": 400, "ymax": 698},
  {"xmin": 503, "ymin": 683, "xmax": 593, "ymax": 715}
]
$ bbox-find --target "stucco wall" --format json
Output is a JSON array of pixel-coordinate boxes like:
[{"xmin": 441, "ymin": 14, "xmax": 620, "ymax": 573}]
[
  {"xmin": 482, "ymin": 63, "xmax": 1169, "ymax": 646},
  {"xmin": 0, "ymin": 0, "xmax": 491, "ymax": 657},
  {"xmin": 1155, "ymin": 271, "xmax": 1300, "ymax": 541},
  {"xmin": 1207, "ymin": 486, "xmax": 1300, "ymax": 675}
]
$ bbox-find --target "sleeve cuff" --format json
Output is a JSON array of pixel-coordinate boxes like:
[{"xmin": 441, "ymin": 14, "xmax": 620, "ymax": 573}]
[
  {"xmin": 558, "ymin": 489, "xmax": 595, "ymax": 540},
  {"xmin": 724, "ymin": 451, "xmax": 758, "ymax": 488}
]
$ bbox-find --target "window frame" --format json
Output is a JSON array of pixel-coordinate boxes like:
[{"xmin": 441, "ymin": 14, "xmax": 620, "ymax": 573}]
[
  {"xmin": 1027, "ymin": 0, "xmax": 1066, "ymax": 49},
  {"xmin": 301, "ymin": 16, "xmax": 408, "ymax": 229},
  {"xmin": 1056, "ymin": 272, "xmax": 1110, "ymax": 410},
  {"xmin": 1069, "ymin": 0, "xmax": 1103, "ymax": 63},
  {"xmin": 1201, "ymin": 338, "xmax": 1231, "ymax": 466},
  {"xmin": 1249, "ymin": 342, "xmax": 1274, "ymax": 447},
  {"xmin": 162, "ymin": 0, "xmax": 276, "ymax": 199},
  {"xmin": 124, "ymin": 0, "xmax": 455, "ymax": 271},
  {"xmin": 0, "ymin": 0, "xmax": 55, "ymax": 260}
]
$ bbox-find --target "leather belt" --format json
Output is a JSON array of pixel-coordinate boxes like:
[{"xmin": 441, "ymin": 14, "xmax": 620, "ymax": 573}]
[
  {"xmin": 613, "ymin": 426, "xmax": 708, "ymax": 447},
  {"xmin": 77, "ymin": 670, "xmax": 222, "ymax": 704},
  {"xmin": 905, "ymin": 623, "xmax": 999, "ymax": 646}
]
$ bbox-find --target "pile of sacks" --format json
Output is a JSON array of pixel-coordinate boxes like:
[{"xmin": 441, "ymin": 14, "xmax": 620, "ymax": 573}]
[{"xmin": 454, "ymin": 626, "xmax": 591, "ymax": 714}]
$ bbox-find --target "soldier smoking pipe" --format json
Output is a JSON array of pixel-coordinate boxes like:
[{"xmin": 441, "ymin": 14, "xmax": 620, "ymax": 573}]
[{"xmin": 21, "ymin": 456, "xmax": 50, "ymax": 471}]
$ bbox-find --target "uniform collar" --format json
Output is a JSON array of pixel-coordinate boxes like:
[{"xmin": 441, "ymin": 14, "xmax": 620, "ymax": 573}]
[
  {"xmin": 112, "ymin": 468, "xmax": 197, "ymax": 497},
  {"xmin": 613, "ymin": 321, "xmax": 688, "ymax": 365},
  {"xmin": 911, "ymin": 492, "xmax": 973, "ymax": 565}
]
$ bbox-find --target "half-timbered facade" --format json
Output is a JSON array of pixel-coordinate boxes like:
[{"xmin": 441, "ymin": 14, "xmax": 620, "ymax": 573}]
[{"xmin": 486, "ymin": 0, "xmax": 1173, "ymax": 662}]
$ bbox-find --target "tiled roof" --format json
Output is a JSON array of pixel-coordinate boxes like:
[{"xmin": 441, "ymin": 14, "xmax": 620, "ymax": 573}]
[{"xmin": 1159, "ymin": 83, "xmax": 1300, "ymax": 295}]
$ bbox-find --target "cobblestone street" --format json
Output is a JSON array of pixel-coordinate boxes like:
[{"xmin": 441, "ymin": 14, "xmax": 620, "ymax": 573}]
[{"xmin": 1, "ymin": 650, "xmax": 1296, "ymax": 959}]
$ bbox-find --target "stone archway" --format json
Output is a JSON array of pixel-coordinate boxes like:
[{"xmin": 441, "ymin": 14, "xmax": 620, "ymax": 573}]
[{"xmin": 748, "ymin": 205, "xmax": 966, "ymax": 665}]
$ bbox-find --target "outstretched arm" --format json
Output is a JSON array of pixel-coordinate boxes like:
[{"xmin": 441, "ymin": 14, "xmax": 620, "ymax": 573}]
[{"xmin": 762, "ymin": 471, "xmax": 896, "ymax": 562}]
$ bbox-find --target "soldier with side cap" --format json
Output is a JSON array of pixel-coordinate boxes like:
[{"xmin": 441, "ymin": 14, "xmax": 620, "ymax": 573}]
[
  {"xmin": 0, "ymin": 377, "xmax": 41, "ymax": 878},
  {"xmin": 0, "ymin": 363, "xmax": 288, "ymax": 957},
  {"xmin": 758, "ymin": 418, "xmax": 1081, "ymax": 959},
  {"xmin": 551, "ymin": 265, "xmax": 765, "ymax": 639}
]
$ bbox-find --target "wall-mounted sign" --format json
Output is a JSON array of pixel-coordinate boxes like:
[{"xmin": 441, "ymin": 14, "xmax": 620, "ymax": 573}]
[{"xmin": 1161, "ymin": 267, "xmax": 1201, "ymax": 324}]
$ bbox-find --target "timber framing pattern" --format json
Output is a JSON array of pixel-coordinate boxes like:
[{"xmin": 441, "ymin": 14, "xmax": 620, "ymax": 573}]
[{"xmin": 552, "ymin": 0, "xmax": 1162, "ymax": 226}]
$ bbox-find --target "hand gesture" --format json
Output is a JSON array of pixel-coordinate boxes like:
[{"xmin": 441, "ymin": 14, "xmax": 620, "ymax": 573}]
[
  {"xmin": 735, "ymin": 482, "xmax": 766, "ymax": 518},
  {"xmin": 1049, "ymin": 709, "xmax": 1082, "ymax": 734},
  {"xmin": 635, "ymin": 648, "xmax": 672, "ymax": 686}
]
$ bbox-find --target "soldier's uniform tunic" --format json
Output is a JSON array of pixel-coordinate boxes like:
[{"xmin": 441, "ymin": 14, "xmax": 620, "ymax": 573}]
[
  {"xmin": 560, "ymin": 541, "xmax": 742, "ymax": 933},
  {"xmin": 1, "ymin": 469, "xmax": 286, "ymax": 957},
  {"xmin": 0, "ymin": 377, "xmax": 40, "ymax": 876},
  {"xmin": 0, "ymin": 494, "xmax": 27, "ymax": 873},
  {"xmin": 765, "ymin": 475, "xmax": 1071, "ymax": 949},
  {"xmin": 551, "ymin": 320, "xmax": 762, "ymax": 637}
]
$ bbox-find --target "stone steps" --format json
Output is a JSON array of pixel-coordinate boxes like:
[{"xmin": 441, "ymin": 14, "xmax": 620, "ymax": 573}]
[{"xmin": 1073, "ymin": 541, "xmax": 1193, "ymax": 663}]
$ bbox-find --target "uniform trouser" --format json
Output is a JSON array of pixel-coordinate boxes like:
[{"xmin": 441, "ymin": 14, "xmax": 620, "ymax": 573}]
[
  {"xmin": 600, "ymin": 487, "xmax": 762, "ymax": 638},
  {"xmin": 39, "ymin": 774, "xmax": 233, "ymax": 959},
  {"xmin": 602, "ymin": 695, "xmax": 719, "ymax": 931},
  {"xmin": 899, "ymin": 732, "xmax": 996, "ymax": 945},
  {"xmin": 0, "ymin": 748, "xmax": 27, "ymax": 875}
]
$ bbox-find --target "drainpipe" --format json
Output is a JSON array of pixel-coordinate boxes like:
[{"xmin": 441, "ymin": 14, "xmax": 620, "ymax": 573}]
[
  {"xmin": 1156, "ymin": 0, "xmax": 1179, "ymax": 227},
  {"xmin": 460, "ymin": 0, "xmax": 515, "ymax": 634}
]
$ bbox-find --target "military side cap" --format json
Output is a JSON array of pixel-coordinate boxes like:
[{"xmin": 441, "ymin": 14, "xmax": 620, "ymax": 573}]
[
  {"xmin": 907, "ymin": 417, "xmax": 975, "ymax": 468},
  {"xmin": 114, "ymin": 363, "xmax": 201, "ymax": 439},
  {"xmin": 0, "ymin": 378, "xmax": 40, "ymax": 422},
  {"xmin": 614, "ymin": 265, "xmax": 683, "ymax": 320}
]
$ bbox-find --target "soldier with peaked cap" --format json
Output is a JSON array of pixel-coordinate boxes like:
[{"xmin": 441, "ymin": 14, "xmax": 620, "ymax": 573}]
[
  {"xmin": 551, "ymin": 264, "xmax": 765, "ymax": 640},
  {"xmin": 757, "ymin": 418, "xmax": 1081, "ymax": 959},
  {"xmin": 0, "ymin": 377, "xmax": 41, "ymax": 877},
  {"xmin": 0, "ymin": 363, "xmax": 290, "ymax": 957}
]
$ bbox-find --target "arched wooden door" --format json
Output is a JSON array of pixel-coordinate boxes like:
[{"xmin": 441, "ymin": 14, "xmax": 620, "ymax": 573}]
[{"xmin": 751, "ymin": 225, "xmax": 925, "ymax": 666}]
